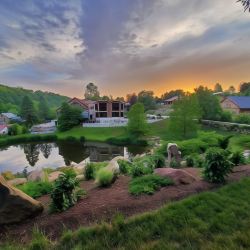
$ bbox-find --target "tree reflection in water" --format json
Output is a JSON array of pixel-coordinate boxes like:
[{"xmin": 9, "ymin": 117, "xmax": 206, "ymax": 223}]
[
  {"xmin": 40, "ymin": 143, "xmax": 52, "ymax": 159},
  {"xmin": 21, "ymin": 144, "xmax": 40, "ymax": 167}
]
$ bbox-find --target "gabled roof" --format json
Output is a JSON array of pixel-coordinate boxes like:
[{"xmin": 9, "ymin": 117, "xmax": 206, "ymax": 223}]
[
  {"xmin": 68, "ymin": 98, "xmax": 90, "ymax": 108},
  {"xmin": 0, "ymin": 124, "xmax": 8, "ymax": 131},
  {"xmin": 164, "ymin": 96, "xmax": 179, "ymax": 102},
  {"xmin": 226, "ymin": 96, "xmax": 250, "ymax": 109},
  {"xmin": 1, "ymin": 112, "xmax": 22, "ymax": 120}
]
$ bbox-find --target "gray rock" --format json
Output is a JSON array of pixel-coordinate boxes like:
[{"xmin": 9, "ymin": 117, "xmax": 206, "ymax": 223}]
[
  {"xmin": 0, "ymin": 175, "xmax": 43, "ymax": 225},
  {"xmin": 7, "ymin": 178, "xmax": 27, "ymax": 186}
]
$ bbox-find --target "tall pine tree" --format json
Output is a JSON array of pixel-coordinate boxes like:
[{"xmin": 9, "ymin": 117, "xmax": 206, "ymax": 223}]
[
  {"xmin": 20, "ymin": 96, "xmax": 38, "ymax": 127},
  {"xmin": 38, "ymin": 96, "xmax": 50, "ymax": 121}
]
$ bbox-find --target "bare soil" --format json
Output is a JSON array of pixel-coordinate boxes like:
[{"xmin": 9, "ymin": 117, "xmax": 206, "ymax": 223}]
[{"xmin": 1, "ymin": 166, "xmax": 250, "ymax": 244}]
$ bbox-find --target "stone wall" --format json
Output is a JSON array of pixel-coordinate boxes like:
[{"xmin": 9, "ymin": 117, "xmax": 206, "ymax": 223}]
[{"xmin": 202, "ymin": 120, "xmax": 250, "ymax": 134}]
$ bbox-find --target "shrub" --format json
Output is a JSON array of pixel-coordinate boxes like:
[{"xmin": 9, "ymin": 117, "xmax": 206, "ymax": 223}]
[
  {"xmin": 219, "ymin": 111, "xmax": 232, "ymax": 122},
  {"xmin": 130, "ymin": 160, "xmax": 154, "ymax": 178},
  {"xmin": 95, "ymin": 169, "xmax": 115, "ymax": 187},
  {"xmin": 170, "ymin": 159, "xmax": 181, "ymax": 168},
  {"xmin": 129, "ymin": 174, "xmax": 174, "ymax": 195},
  {"xmin": 150, "ymin": 153, "xmax": 166, "ymax": 168},
  {"xmin": 84, "ymin": 162, "xmax": 107, "ymax": 180},
  {"xmin": 1, "ymin": 171, "xmax": 15, "ymax": 180},
  {"xmin": 178, "ymin": 139, "xmax": 208, "ymax": 156},
  {"xmin": 185, "ymin": 154, "xmax": 204, "ymax": 168},
  {"xmin": 17, "ymin": 181, "xmax": 53, "ymax": 198},
  {"xmin": 218, "ymin": 136, "xmax": 232, "ymax": 150},
  {"xmin": 234, "ymin": 113, "xmax": 250, "ymax": 124},
  {"xmin": 203, "ymin": 148, "xmax": 233, "ymax": 184},
  {"xmin": 118, "ymin": 160, "xmax": 132, "ymax": 174},
  {"xmin": 229, "ymin": 151, "xmax": 246, "ymax": 166},
  {"xmin": 50, "ymin": 171, "xmax": 83, "ymax": 212},
  {"xmin": 185, "ymin": 155, "xmax": 195, "ymax": 167}
]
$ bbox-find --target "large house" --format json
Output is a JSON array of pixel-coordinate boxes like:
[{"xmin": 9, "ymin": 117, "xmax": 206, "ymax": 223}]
[
  {"xmin": 0, "ymin": 124, "xmax": 8, "ymax": 135},
  {"xmin": 65, "ymin": 98, "xmax": 125, "ymax": 122},
  {"xmin": 221, "ymin": 96, "xmax": 250, "ymax": 114},
  {"xmin": 0, "ymin": 112, "xmax": 22, "ymax": 124}
]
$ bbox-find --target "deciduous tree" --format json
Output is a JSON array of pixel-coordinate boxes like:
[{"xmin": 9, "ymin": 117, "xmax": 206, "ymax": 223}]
[
  {"xmin": 169, "ymin": 95, "xmax": 201, "ymax": 139},
  {"xmin": 84, "ymin": 83, "xmax": 100, "ymax": 100},
  {"xmin": 58, "ymin": 103, "xmax": 82, "ymax": 131},
  {"xmin": 127, "ymin": 103, "xmax": 148, "ymax": 137}
]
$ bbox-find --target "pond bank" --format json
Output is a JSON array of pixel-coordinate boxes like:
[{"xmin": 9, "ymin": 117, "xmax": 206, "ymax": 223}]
[{"xmin": 2, "ymin": 165, "xmax": 250, "ymax": 243}]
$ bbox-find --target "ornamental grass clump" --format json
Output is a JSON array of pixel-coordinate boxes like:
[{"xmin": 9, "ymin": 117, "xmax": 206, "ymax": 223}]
[
  {"xmin": 95, "ymin": 168, "xmax": 115, "ymax": 187},
  {"xmin": 203, "ymin": 148, "xmax": 233, "ymax": 184}
]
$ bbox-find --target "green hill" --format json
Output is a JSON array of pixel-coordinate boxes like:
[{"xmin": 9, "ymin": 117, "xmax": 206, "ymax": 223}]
[{"xmin": 0, "ymin": 84, "xmax": 69, "ymax": 117}]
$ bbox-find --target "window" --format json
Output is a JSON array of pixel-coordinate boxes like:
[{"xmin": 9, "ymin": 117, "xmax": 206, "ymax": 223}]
[
  {"xmin": 112, "ymin": 112, "xmax": 120, "ymax": 117},
  {"xmin": 99, "ymin": 102, "xmax": 107, "ymax": 111},
  {"xmin": 95, "ymin": 104, "xmax": 98, "ymax": 110},
  {"xmin": 121, "ymin": 103, "xmax": 124, "ymax": 110},
  {"xmin": 112, "ymin": 102, "xmax": 120, "ymax": 111},
  {"xmin": 100, "ymin": 112, "xmax": 108, "ymax": 117},
  {"xmin": 121, "ymin": 112, "xmax": 124, "ymax": 117}
]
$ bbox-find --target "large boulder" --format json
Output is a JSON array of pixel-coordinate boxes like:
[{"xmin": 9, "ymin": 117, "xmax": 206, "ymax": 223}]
[
  {"xmin": 0, "ymin": 175, "xmax": 43, "ymax": 225},
  {"xmin": 7, "ymin": 178, "xmax": 27, "ymax": 186},
  {"xmin": 154, "ymin": 168, "xmax": 197, "ymax": 185},
  {"xmin": 27, "ymin": 169, "xmax": 46, "ymax": 182},
  {"xmin": 106, "ymin": 156, "xmax": 130, "ymax": 173},
  {"xmin": 48, "ymin": 171, "xmax": 63, "ymax": 182}
]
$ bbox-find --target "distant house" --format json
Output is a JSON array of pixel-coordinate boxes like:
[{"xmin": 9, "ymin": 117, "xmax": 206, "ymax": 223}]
[
  {"xmin": 221, "ymin": 96, "xmax": 250, "ymax": 114},
  {"xmin": 0, "ymin": 113, "xmax": 22, "ymax": 124},
  {"xmin": 163, "ymin": 96, "xmax": 180, "ymax": 106},
  {"xmin": 60, "ymin": 98, "xmax": 125, "ymax": 122},
  {"xmin": 0, "ymin": 124, "xmax": 8, "ymax": 135}
]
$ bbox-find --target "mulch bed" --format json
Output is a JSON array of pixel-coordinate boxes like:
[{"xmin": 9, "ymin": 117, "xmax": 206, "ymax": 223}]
[{"xmin": 1, "ymin": 166, "xmax": 250, "ymax": 244}]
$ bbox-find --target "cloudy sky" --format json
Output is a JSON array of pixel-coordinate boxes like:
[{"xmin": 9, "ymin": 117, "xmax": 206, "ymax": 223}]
[{"xmin": 0, "ymin": 0, "xmax": 249, "ymax": 97}]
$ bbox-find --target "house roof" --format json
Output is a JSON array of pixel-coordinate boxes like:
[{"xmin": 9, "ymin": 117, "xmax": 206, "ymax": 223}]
[
  {"xmin": 0, "ymin": 124, "xmax": 8, "ymax": 131},
  {"xmin": 1, "ymin": 112, "xmax": 20, "ymax": 119},
  {"xmin": 164, "ymin": 96, "xmax": 179, "ymax": 102},
  {"xmin": 226, "ymin": 96, "xmax": 250, "ymax": 109}
]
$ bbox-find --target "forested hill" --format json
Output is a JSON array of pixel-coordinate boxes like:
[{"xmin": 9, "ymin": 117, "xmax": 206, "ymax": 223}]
[{"xmin": 0, "ymin": 84, "xmax": 69, "ymax": 115}]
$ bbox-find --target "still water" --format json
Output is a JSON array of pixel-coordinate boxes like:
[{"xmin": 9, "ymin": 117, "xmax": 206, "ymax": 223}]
[{"xmin": 0, "ymin": 141, "xmax": 147, "ymax": 174}]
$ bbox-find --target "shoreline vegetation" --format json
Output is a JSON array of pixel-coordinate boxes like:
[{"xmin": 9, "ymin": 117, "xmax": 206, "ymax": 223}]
[{"xmin": 0, "ymin": 119, "xmax": 249, "ymax": 152}]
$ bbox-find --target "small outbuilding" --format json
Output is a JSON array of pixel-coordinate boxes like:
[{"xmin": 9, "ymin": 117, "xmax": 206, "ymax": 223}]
[
  {"xmin": 163, "ymin": 96, "xmax": 180, "ymax": 106},
  {"xmin": 220, "ymin": 96, "xmax": 250, "ymax": 114}
]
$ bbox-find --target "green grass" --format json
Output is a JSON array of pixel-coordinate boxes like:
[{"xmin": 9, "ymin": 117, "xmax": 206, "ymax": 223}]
[
  {"xmin": 4, "ymin": 178, "xmax": 250, "ymax": 249},
  {"xmin": 17, "ymin": 181, "xmax": 53, "ymax": 198},
  {"xmin": 56, "ymin": 126, "xmax": 127, "ymax": 142},
  {"xmin": 129, "ymin": 174, "xmax": 174, "ymax": 195}
]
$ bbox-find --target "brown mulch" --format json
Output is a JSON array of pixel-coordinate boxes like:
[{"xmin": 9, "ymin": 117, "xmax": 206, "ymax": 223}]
[{"xmin": 1, "ymin": 166, "xmax": 250, "ymax": 244}]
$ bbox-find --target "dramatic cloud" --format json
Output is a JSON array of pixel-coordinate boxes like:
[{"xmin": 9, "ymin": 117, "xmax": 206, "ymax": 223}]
[{"xmin": 0, "ymin": 0, "xmax": 250, "ymax": 97}]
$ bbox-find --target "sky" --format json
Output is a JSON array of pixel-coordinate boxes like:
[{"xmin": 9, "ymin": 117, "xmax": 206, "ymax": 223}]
[{"xmin": 0, "ymin": 0, "xmax": 250, "ymax": 98}]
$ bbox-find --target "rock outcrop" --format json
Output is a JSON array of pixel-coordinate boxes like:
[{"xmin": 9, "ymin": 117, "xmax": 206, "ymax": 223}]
[
  {"xmin": 154, "ymin": 168, "xmax": 197, "ymax": 185},
  {"xmin": 27, "ymin": 169, "xmax": 46, "ymax": 182},
  {"xmin": 7, "ymin": 178, "xmax": 27, "ymax": 186},
  {"xmin": 0, "ymin": 175, "xmax": 43, "ymax": 225}
]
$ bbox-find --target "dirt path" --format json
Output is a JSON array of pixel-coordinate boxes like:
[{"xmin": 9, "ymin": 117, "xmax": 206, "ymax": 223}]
[{"xmin": 1, "ymin": 166, "xmax": 250, "ymax": 243}]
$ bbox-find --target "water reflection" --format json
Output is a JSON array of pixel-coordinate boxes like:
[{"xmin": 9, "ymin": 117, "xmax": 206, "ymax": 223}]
[{"xmin": 0, "ymin": 141, "xmax": 147, "ymax": 174}]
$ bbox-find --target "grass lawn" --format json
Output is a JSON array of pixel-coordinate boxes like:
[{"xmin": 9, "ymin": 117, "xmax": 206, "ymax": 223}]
[
  {"xmin": 57, "ymin": 126, "xmax": 127, "ymax": 142},
  {"xmin": 5, "ymin": 178, "xmax": 250, "ymax": 249}
]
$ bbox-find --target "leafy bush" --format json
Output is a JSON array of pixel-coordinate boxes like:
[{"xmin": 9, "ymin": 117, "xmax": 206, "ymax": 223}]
[
  {"xmin": 219, "ymin": 111, "xmax": 232, "ymax": 122},
  {"xmin": 185, "ymin": 155, "xmax": 195, "ymax": 167},
  {"xmin": 1, "ymin": 171, "xmax": 15, "ymax": 180},
  {"xmin": 150, "ymin": 153, "xmax": 166, "ymax": 168},
  {"xmin": 18, "ymin": 181, "xmax": 53, "ymax": 198},
  {"xmin": 95, "ymin": 169, "xmax": 115, "ymax": 187},
  {"xmin": 218, "ymin": 136, "xmax": 232, "ymax": 150},
  {"xmin": 118, "ymin": 160, "xmax": 132, "ymax": 174},
  {"xmin": 178, "ymin": 139, "xmax": 208, "ymax": 156},
  {"xmin": 130, "ymin": 160, "xmax": 154, "ymax": 178},
  {"xmin": 203, "ymin": 148, "xmax": 233, "ymax": 184},
  {"xmin": 170, "ymin": 159, "xmax": 181, "ymax": 168},
  {"xmin": 84, "ymin": 162, "xmax": 107, "ymax": 180},
  {"xmin": 234, "ymin": 113, "xmax": 250, "ymax": 124},
  {"xmin": 50, "ymin": 171, "xmax": 83, "ymax": 212},
  {"xmin": 229, "ymin": 151, "xmax": 246, "ymax": 166},
  {"xmin": 129, "ymin": 174, "xmax": 173, "ymax": 195},
  {"xmin": 185, "ymin": 154, "xmax": 204, "ymax": 168}
]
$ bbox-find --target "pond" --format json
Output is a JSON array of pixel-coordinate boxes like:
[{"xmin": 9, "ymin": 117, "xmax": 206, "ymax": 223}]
[{"xmin": 0, "ymin": 141, "xmax": 147, "ymax": 175}]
